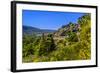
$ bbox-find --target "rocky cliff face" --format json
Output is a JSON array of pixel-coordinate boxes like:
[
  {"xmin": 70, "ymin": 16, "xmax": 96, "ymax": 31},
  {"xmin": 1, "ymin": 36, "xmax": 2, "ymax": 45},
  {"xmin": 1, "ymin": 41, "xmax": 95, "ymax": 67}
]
[{"xmin": 53, "ymin": 23, "xmax": 80, "ymax": 37}]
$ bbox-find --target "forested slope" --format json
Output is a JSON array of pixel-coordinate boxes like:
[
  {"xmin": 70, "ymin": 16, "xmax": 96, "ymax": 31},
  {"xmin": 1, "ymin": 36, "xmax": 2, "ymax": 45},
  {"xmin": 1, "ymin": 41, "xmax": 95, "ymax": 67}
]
[{"xmin": 22, "ymin": 14, "xmax": 91, "ymax": 62}]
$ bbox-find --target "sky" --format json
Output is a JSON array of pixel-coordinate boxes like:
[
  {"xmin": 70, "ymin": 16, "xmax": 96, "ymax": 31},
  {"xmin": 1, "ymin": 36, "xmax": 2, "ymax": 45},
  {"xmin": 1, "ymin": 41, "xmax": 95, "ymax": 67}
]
[{"xmin": 22, "ymin": 10, "xmax": 85, "ymax": 30}]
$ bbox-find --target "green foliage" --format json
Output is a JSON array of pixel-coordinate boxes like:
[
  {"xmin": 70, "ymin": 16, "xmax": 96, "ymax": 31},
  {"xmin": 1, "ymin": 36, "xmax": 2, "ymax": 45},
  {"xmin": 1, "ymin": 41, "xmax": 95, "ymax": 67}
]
[
  {"xmin": 22, "ymin": 14, "xmax": 91, "ymax": 62},
  {"xmin": 78, "ymin": 14, "xmax": 91, "ymax": 27},
  {"xmin": 67, "ymin": 32, "xmax": 78, "ymax": 42}
]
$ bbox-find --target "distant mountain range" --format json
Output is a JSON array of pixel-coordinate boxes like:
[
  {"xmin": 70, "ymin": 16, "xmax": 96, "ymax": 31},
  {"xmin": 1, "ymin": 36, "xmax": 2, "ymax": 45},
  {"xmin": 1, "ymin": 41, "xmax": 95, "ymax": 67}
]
[{"xmin": 23, "ymin": 25, "xmax": 56, "ymax": 35}]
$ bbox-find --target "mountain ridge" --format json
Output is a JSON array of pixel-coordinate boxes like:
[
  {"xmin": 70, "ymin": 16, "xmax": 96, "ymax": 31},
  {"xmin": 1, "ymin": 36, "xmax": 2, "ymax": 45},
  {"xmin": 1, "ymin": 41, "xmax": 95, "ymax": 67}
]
[{"xmin": 23, "ymin": 25, "xmax": 56, "ymax": 35}]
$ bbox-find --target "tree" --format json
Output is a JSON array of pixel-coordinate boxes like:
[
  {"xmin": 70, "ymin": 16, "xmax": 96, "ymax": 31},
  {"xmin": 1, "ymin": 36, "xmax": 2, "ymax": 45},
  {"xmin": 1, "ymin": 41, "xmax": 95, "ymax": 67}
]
[
  {"xmin": 37, "ymin": 33, "xmax": 47, "ymax": 56},
  {"xmin": 78, "ymin": 14, "xmax": 91, "ymax": 27},
  {"xmin": 48, "ymin": 34, "xmax": 56, "ymax": 51}
]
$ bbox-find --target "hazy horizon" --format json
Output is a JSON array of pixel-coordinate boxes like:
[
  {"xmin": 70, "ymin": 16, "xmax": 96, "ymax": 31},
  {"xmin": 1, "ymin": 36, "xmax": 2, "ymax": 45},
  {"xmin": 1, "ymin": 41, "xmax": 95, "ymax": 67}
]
[{"xmin": 23, "ymin": 25, "xmax": 57, "ymax": 30}]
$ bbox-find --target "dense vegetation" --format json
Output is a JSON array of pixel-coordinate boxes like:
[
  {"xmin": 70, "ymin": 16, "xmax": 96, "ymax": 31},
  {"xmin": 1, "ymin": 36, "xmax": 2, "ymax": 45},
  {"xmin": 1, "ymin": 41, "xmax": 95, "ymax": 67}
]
[{"xmin": 22, "ymin": 14, "xmax": 91, "ymax": 62}]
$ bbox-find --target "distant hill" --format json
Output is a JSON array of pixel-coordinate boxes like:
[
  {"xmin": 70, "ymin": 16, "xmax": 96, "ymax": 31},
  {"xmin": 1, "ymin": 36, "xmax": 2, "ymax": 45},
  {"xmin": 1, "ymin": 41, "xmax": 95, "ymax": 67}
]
[{"xmin": 23, "ymin": 25, "xmax": 56, "ymax": 35}]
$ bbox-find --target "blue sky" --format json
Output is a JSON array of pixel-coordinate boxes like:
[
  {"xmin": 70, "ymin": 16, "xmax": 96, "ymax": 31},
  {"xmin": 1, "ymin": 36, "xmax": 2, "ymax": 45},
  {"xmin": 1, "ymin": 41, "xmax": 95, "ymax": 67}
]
[{"xmin": 22, "ymin": 10, "xmax": 85, "ymax": 30}]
